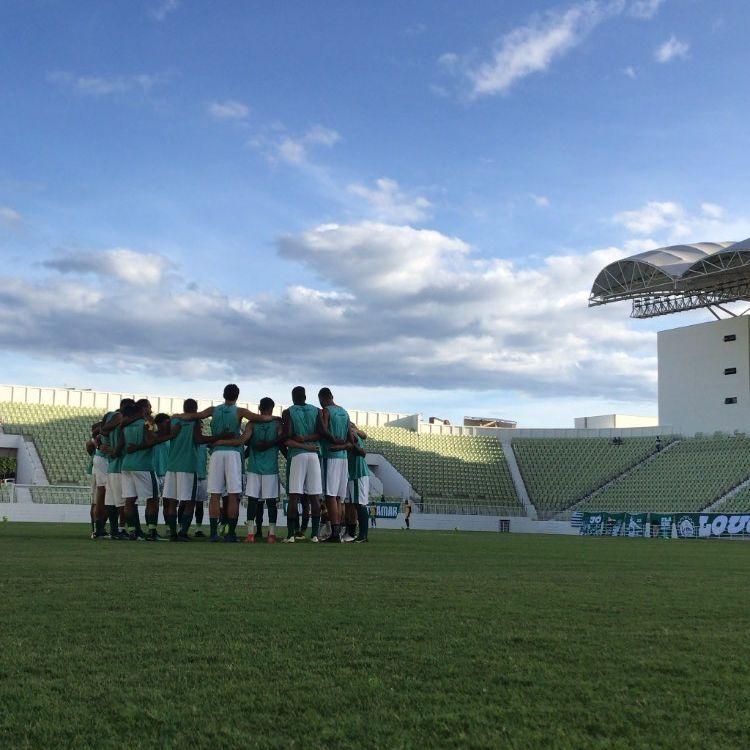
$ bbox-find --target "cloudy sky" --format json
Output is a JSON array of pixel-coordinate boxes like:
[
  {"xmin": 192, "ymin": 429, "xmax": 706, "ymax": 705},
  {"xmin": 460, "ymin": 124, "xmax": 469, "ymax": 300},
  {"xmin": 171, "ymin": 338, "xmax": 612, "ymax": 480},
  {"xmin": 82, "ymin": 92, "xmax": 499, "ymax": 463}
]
[{"xmin": 2, "ymin": 0, "xmax": 749, "ymax": 425}]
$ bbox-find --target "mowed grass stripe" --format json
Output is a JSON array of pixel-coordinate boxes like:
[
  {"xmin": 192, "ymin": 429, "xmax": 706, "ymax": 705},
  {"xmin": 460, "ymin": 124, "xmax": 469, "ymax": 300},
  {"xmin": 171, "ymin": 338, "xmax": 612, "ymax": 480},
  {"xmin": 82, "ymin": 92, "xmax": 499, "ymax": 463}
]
[{"xmin": 1, "ymin": 524, "xmax": 749, "ymax": 749}]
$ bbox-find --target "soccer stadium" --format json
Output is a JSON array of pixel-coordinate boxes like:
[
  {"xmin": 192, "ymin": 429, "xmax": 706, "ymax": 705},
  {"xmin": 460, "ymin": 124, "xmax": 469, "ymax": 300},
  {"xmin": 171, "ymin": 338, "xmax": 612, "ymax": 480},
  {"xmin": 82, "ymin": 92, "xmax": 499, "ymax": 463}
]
[{"xmin": 4, "ymin": 4, "xmax": 750, "ymax": 749}]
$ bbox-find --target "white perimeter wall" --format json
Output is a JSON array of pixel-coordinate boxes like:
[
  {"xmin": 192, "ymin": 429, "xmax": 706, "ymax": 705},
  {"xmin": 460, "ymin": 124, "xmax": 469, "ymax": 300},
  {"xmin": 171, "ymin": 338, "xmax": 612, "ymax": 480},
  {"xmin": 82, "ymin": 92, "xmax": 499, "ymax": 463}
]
[
  {"xmin": 0, "ymin": 384, "xmax": 410, "ymax": 428},
  {"xmin": 574, "ymin": 414, "xmax": 659, "ymax": 429},
  {"xmin": 0, "ymin": 501, "xmax": 577, "ymax": 534},
  {"xmin": 658, "ymin": 317, "xmax": 750, "ymax": 436}
]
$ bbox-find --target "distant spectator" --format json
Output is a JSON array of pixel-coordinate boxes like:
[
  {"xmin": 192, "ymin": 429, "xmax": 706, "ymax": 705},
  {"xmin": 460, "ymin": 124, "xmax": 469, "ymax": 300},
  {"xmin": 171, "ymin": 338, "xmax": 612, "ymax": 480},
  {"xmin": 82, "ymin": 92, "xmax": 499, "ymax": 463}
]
[
  {"xmin": 655, "ymin": 436, "xmax": 662, "ymax": 452},
  {"xmin": 404, "ymin": 499, "xmax": 412, "ymax": 529}
]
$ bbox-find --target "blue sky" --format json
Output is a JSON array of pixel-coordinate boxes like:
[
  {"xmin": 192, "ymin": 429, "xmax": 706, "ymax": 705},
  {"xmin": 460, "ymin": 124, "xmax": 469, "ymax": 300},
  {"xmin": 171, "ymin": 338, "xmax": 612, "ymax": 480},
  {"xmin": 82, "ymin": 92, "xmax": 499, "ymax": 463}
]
[{"xmin": 2, "ymin": 0, "xmax": 749, "ymax": 425}]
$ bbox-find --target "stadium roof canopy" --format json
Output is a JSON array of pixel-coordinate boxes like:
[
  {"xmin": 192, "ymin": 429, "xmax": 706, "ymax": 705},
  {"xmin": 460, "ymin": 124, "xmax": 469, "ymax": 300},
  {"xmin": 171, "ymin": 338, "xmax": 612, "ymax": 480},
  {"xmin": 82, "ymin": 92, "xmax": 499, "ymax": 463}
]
[{"xmin": 589, "ymin": 239, "xmax": 750, "ymax": 318}]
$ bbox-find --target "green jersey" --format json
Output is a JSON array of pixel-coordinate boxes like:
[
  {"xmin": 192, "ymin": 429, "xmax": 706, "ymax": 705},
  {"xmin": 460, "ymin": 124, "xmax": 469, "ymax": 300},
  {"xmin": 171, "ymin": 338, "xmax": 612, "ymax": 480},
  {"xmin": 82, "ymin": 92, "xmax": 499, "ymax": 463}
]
[
  {"xmin": 211, "ymin": 404, "xmax": 240, "ymax": 452},
  {"xmin": 287, "ymin": 403, "xmax": 320, "ymax": 459},
  {"xmin": 153, "ymin": 440, "xmax": 170, "ymax": 477},
  {"xmin": 103, "ymin": 412, "xmax": 122, "ymax": 473},
  {"xmin": 196, "ymin": 444, "xmax": 208, "ymax": 480},
  {"xmin": 166, "ymin": 418, "xmax": 197, "ymax": 474},
  {"xmin": 121, "ymin": 419, "xmax": 153, "ymax": 472},
  {"xmin": 86, "ymin": 455, "xmax": 93, "ymax": 475},
  {"xmin": 322, "ymin": 404, "xmax": 350, "ymax": 456},
  {"xmin": 248, "ymin": 421, "xmax": 280, "ymax": 475},
  {"xmin": 348, "ymin": 435, "xmax": 369, "ymax": 480}
]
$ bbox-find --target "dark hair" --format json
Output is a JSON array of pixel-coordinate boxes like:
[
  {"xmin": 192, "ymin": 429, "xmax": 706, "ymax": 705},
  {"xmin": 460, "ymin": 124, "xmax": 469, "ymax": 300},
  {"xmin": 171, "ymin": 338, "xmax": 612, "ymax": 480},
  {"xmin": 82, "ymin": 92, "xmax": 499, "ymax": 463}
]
[
  {"xmin": 120, "ymin": 398, "xmax": 136, "ymax": 409},
  {"xmin": 291, "ymin": 386, "xmax": 306, "ymax": 402},
  {"xmin": 223, "ymin": 383, "xmax": 240, "ymax": 401},
  {"xmin": 259, "ymin": 397, "xmax": 275, "ymax": 412},
  {"xmin": 154, "ymin": 413, "xmax": 170, "ymax": 425},
  {"xmin": 123, "ymin": 402, "xmax": 141, "ymax": 417},
  {"xmin": 318, "ymin": 387, "xmax": 333, "ymax": 401},
  {"xmin": 136, "ymin": 398, "xmax": 151, "ymax": 408},
  {"xmin": 183, "ymin": 398, "xmax": 198, "ymax": 412}
]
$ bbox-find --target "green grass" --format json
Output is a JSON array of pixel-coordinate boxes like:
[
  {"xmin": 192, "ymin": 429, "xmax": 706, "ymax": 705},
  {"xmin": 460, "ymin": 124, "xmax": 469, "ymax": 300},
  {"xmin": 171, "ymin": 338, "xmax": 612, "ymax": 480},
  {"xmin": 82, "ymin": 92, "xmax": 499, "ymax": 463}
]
[{"xmin": 1, "ymin": 524, "xmax": 749, "ymax": 749}]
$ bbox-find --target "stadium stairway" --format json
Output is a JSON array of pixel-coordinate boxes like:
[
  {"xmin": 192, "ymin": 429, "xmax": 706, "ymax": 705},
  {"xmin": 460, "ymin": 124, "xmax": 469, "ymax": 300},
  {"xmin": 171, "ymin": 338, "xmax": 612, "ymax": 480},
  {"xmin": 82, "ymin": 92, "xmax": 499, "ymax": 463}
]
[
  {"xmin": 498, "ymin": 436, "xmax": 536, "ymax": 519},
  {"xmin": 704, "ymin": 474, "xmax": 750, "ymax": 512}
]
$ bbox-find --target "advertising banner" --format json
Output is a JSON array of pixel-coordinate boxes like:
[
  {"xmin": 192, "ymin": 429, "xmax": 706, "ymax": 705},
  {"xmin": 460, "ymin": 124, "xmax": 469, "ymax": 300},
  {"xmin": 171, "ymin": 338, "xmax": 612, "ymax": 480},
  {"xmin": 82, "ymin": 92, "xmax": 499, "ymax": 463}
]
[
  {"xmin": 675, "ymin": 513, "xmax": 750, "ymax": 538},
  {"xmin": 582, "ymin": 511, "xmax": 750, "ymax": 538}
]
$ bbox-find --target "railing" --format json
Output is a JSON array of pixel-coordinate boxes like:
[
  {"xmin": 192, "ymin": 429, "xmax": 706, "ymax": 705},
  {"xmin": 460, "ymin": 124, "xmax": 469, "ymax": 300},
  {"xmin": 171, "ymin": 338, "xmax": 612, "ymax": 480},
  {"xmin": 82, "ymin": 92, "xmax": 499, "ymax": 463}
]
[
  {"xmin": 5, "ymin": 483, "xmax": 92, "ymax": 505},
  {"xmin": 415, "ymin": 499, "xmax": 526, "ymax": 517}
]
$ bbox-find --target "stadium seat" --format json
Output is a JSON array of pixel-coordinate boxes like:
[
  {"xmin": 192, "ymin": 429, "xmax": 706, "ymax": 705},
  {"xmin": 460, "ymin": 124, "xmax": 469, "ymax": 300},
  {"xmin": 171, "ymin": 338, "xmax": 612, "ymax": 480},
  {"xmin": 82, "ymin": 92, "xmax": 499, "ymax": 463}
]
[{"xmin": 512, "ymin": 436, "xmax": 670, "ymax": 514}]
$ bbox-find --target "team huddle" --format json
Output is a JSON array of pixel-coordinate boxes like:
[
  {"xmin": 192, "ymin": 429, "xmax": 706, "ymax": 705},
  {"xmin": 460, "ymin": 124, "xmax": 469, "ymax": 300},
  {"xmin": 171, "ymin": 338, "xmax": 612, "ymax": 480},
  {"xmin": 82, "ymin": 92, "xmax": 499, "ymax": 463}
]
[{"xmin": 85, "ymin": 384, "xmax": 372, "ymax": 544}]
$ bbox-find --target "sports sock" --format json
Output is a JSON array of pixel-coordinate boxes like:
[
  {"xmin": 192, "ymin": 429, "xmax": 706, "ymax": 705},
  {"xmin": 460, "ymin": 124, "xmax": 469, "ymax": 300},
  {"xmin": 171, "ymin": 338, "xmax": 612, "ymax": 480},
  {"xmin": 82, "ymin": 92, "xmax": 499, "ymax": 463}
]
[
  {"xmin": 357, "ymin": 506, "xmax": 369, "ymax": 539},
  {"xmin": 195, "ymin": 503, "xmax": 204, "ymax": 526},
  {"xmin": 346, "ymin": 523, "xmax": 356, "ymax": 537},
  {"xmin": 167, "ymin": 514, "xmax": 177, "ymax": 537},
  {"xmin": 331, "ymin": 523, "xmax": 340, "ymax": 539},
  {"xmin": 287, "ymin": 518, "xmax": 296, "ymax": 539},
  {"xmin": 107, "ymin": 505, "xmax": 119, "ymax": 534},
  {"xmin": 180, "ymin": 514, "xmax": 192, "ymax": 535},
  {"xmin": 311, "ymin": 516, "xmax": 320, "ymax": 538},
  {"xmin": 228, "ymin": 517, "xmax": 238, "ymax": 536},
  {"xmin": 177, "ymin": 505, "xmax": 184, "ymax": 525},
  {"xmin": 96, "ymin": 518, "xmax": 105, "ymax": 535},
  {"xmin": 133, "ymin": 509, "xmax": 143, "ymax": 534},
  {"xmin": 209, "ymin": 518, "xmax": 218, "ymax": 537}
]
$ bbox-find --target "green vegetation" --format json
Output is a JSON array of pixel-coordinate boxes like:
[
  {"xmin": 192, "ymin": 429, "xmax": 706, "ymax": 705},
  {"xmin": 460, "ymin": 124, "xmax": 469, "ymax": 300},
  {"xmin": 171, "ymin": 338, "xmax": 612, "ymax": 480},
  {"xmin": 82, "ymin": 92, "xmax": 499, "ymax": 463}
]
[
  {"xmin": 1, "ymin": 524, "xmax": 748, "ymax": 749},
  {"xmin": 513, "ymin": 437, "xmax": 665, "ymax": 513}
]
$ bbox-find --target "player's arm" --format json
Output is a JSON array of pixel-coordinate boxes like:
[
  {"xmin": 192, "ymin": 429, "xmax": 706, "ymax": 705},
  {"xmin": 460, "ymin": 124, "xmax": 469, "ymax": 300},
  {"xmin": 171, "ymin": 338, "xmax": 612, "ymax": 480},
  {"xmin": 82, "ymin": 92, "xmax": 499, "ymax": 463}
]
[
  {"xmin": 253, "ymin": 422, "xmax": 282, "ymax": 452},
  {"xmin": 99, "ymin": 412, "xmax": 122, "ymax": 435},
  {"xmin": 214, "ymin": 422, "xmax": 253, "ymax": 447},
  {"xmin": 127, "ymin": 424, "xmax": 176, "ymax": 453},
  {"xmin": 285, "ymin": 439, "xmax": 320, "ymax": 453},
  {"xmin": 317, "ymin": 408, "xmax": 342, "ymax": 444},
  {"xmin": 193, "ymin": 421, "xmax": 221, "ymax": 446},
  {"xmin": 173, "ymin": 406, "xmax": 214, "ymax": 421},
  {"xmin": 348, "ymin": 427, "xmax": 366, "ymax": 457},
  {"xmin": 237, "ymin": 406, "xmax": 276, "ymax": 424}
]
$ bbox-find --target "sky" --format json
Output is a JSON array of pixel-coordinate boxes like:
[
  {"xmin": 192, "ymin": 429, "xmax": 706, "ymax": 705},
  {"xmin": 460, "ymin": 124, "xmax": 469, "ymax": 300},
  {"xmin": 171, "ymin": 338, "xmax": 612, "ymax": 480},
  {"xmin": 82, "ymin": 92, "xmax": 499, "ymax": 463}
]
[{"xmin": 2, "ymin": 0, "xmax": 750, "ymax": 425}]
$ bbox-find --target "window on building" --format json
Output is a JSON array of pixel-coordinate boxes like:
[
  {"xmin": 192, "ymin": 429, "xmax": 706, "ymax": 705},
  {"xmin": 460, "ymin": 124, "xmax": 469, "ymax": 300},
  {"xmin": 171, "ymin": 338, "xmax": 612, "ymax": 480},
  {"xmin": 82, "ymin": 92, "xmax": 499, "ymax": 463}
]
[
  {"xmin": 725, "ymin": 367, "xmax": 737, "ymax": 375},
  {"xmin": 725, "ymin": 397, "xmax": 738, "ymax": 405},
  {"xmin": 724, "ymin": 334, "xmax": 737, "ymax": 342}
]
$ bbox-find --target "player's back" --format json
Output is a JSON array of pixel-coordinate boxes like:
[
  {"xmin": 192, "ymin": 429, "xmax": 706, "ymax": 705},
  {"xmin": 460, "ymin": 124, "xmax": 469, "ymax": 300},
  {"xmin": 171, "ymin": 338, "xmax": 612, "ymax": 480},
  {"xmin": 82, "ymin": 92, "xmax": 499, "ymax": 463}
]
[
  {"xmin": 211, "ymin": 404, "xmax": 239, "ymax": 451},
  {"xmin": 121, "ymin": 419, "xmax": 152, "ymax": 471},
  {"xmin": 167, "ymin": 418, "xmax": 197, "ymax": 473}
]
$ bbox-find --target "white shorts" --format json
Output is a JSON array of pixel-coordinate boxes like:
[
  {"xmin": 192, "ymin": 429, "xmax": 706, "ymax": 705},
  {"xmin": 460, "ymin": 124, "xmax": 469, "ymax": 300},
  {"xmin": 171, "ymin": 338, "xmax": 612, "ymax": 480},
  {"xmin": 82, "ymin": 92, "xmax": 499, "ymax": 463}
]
[
  {"xmin": 208, "ymin": 450, "xmax": 243, "ymax": 495},
  {"xmin": 93, "ymin": 455, "xmax": 109, "ymax": 488},
  {"xmin": 121, "ymin": 470, "xmax": 158, "ymax": 502},
  {"xmin": 163, "ymin": 471, "xmax": 197, "ymax": 503},
  {"xmin": 105, "ymin": 472, "xmax": 124, "ymax": 508},
  {"xmin": 325, "ymin": 457, "xmax": 348, "ymax": 499},
  {"xmin": 288, "ymin": 452, "xmax": 322, "ymax": 496},
  {"xmin": 245, "ymin": 472, "xmax": 279, "ymax": 499},
  {"xmin": 196, "ymin": 478, "xmax": 208, "ymax": 503},
  {"xmin": 348, "ymin": 476, "xmax": 370, "ymax": 505}
]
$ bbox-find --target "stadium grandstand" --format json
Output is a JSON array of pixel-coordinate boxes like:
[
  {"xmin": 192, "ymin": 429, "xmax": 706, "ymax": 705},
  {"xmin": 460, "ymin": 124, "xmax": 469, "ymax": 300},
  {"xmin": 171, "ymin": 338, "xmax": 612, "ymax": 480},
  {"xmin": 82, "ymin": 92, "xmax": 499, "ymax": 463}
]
[{"xmin": 4, "ymin": 380, "xmax": 750, "ymax": 528}]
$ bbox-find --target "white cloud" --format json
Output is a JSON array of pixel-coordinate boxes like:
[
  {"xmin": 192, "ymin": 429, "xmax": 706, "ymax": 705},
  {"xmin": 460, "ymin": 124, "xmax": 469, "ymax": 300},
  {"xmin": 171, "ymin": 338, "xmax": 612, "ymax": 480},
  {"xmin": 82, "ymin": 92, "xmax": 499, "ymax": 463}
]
[
  {"xmin": 47, "ymin": 70, "xmax": 169, "ymax": 96},
  {"xmin": 613, "ymin": 201, "xmax": 750, "ymax": 244},
  {"xmin": 0, "ymin": 206, "xmax": 21, "ymax": 227},
  {"xmin": 1, "ymin": 224, "xmax": 657, "ymax": 400},
  {"xmin": 531, "ymin": 194, "xmax": 551, "ymax": 208},
  {"xmin": 273, "ymin": 125, "xmax": 341, "ymax": 165},
  {"xmin": 655, "ymin": 35, "xmax": 690, "ymax": 63},
  {"xmin": 208, "ymin": 100, "xmax": 249, "ymax": 120},
  {"xmin": 613, "ymin": 201, "xmax": 684, "ymax": 235},
  {"xmin": 628, "ymin": 0, "xmax": 665, "ymax": 19},
  {"xmin": 150, "ymin": 0, "xmax": 180, "ymax": 21},
  {"xmin": 347, "ymin": 179, "xmax": 432, "ymax": 223},
  {"xmin": 468, "ymin": 2, "xmax": 610, "ymax": 97},
  {"xmin": 438, "ymin": 0, "xmax": 664, "ymax": 98},
  {"xmin": 42, "ymin": 248, "xmax": 174, "ymax": 286},
  {"xmin": 623, "ymin": 65, "xmax": 637, "ymax": 78}
]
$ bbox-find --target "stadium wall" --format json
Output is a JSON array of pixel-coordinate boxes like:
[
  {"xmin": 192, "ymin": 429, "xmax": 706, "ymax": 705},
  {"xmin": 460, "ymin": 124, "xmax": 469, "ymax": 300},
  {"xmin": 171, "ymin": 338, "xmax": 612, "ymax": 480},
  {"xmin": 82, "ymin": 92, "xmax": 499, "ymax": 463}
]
[
  {"xmin": 0, "ymin": 433, "xmax": 46, "ymax": 485},
  {"xmin": 0, "ymin": 500, "xmax": 576, "ymax": 534},
  {"xmin": 0, "ymin": 384, "xmax": 411, "ymax": 428},
  {"xmin": 659, "ymin": 317, "xmax": 750, "ymax": 436}
]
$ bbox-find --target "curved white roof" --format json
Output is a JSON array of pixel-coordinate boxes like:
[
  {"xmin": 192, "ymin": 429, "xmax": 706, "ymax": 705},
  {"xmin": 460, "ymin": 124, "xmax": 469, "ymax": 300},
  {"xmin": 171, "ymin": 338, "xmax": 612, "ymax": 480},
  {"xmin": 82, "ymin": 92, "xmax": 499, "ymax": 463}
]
[{"xmin": 590, "ymin": 240, "xmax": 746, "ymax": 304}]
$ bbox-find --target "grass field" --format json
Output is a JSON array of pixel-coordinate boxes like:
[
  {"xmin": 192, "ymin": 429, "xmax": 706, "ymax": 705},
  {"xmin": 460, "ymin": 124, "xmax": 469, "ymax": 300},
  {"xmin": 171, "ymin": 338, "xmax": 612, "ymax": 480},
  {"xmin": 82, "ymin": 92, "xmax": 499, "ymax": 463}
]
[{"xmin": 1, "ymin": 524, "xmax": 749, "ymax": 749}]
